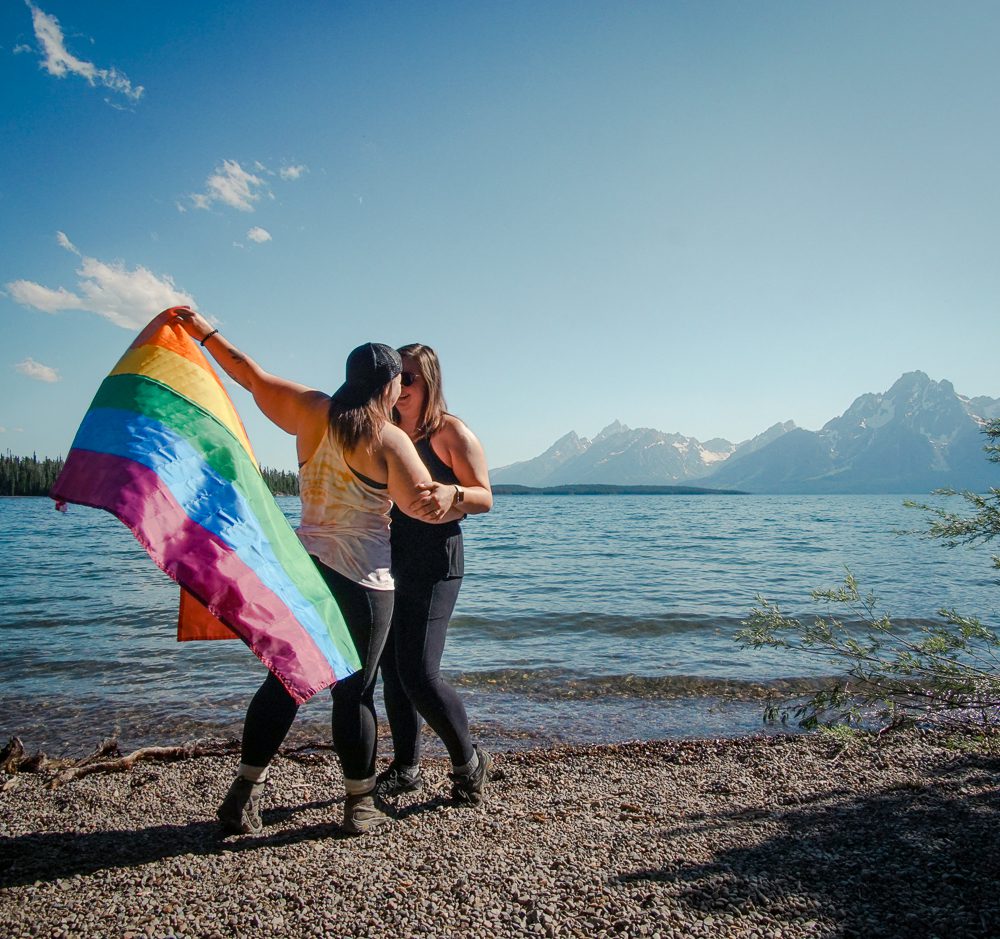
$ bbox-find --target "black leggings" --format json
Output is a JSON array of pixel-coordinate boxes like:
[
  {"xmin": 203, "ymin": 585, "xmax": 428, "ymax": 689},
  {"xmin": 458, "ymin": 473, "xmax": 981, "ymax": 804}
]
[
  {"xmin": 380, "ymin": 574, "xmax": 473, "ymax": 767},
  {"xmin": 240, "ymin": 560, "xmax": 393, "ymax": 781}
]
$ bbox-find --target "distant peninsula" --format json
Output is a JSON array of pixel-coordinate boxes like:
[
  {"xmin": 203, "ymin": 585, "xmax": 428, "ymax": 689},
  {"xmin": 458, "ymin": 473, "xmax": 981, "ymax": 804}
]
[{"xmin": 491, "ymin": 483, "xmax": 746, "ymax": 496}]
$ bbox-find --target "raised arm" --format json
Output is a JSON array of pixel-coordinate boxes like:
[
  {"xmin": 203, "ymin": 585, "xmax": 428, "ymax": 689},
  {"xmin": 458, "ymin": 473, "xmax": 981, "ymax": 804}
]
[{"xmin": 171, "ymin": 308, "xmax": 326, "ymax": 436}]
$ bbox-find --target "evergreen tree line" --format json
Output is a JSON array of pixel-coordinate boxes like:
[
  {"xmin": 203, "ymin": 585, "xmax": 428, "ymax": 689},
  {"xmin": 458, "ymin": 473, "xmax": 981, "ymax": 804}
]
[
  {"xmin": 1, "ymin": 452, "xmax": 65, "ymax": 496},
  {"xmin": 1, "ymin": 452, "xmax": 299, "ymax": 498},
  {"xmin": 260, "ymin": 466, "xmax": 299, "ymax": 496}
]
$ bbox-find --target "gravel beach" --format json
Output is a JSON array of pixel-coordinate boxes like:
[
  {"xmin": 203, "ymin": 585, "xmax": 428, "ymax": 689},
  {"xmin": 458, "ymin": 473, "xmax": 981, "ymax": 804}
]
[{"xmin": 2, "ymin": 730, "xmax": 998, "ymax": 938}]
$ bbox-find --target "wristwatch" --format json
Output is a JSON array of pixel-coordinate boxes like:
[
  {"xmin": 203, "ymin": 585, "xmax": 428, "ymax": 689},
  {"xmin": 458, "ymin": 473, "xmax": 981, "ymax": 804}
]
[{"xmin": 454, "ymin": 485, "xmax": 465, "ymax": 505}]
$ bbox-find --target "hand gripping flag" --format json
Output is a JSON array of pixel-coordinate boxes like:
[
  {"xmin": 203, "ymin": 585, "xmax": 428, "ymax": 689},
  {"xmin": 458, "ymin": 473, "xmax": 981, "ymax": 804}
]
[{"xmin": 50, "ymin": 308, "xmax": 361, "ymax": 703}]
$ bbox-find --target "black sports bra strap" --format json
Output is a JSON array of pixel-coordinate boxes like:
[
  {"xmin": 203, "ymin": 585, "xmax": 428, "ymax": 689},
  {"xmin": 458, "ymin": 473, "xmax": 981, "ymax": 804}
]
[{"xmin": 346, "ymin": 462, "xmax": 388, "ymax": 490}]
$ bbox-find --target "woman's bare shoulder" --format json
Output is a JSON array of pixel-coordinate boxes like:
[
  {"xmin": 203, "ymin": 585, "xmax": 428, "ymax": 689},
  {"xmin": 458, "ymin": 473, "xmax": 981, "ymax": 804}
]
[
  {"xmin": 439, "ymin": 413, "xmax": 479, "ymax": 443},
  {"xmin": 296, "ymin": 391, "xmax": 332, "ymax": 429},
  {"xmin": 380, "ymin": 422, "xmax": 412, "ymax": 451},
  {"xmin": 302, "ymin": 389, "xmax": 332, "ymax": 410}
]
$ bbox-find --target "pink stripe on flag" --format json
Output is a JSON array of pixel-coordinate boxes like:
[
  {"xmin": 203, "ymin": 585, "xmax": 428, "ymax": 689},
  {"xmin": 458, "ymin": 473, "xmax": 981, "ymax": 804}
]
[{"xmin": 52, "ymin": 450, "xmax": 336, "ymax": 703}]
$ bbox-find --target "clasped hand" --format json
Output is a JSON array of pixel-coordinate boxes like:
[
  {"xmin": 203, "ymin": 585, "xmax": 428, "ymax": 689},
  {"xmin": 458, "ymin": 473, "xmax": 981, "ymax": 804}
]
[{"xmin": 409, "ymin": 482, "xmax": 455, "ymax": 521}]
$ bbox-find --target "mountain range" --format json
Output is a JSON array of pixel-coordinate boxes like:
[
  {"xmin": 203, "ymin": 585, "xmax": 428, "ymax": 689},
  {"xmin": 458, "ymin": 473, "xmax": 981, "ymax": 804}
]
[{"xmin": 491, "ymin": 372, "xmax": 1000, "ymax": 494}]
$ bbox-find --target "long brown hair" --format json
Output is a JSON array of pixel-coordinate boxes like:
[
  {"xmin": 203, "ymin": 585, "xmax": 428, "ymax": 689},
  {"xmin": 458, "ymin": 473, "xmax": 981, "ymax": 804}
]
[
  {"xmin": 397, "ymin": 343, "xmax": 448, "ymax": 438},
  {"xmin": 328, "ymin": 384, "xmax": 395, "ymax": 452}
]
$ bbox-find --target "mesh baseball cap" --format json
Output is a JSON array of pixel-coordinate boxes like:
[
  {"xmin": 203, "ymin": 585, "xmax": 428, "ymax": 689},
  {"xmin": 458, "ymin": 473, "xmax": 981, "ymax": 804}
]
[{"xmin": 331, "ymin": 342, "xmax": 402, "ymax": 408}]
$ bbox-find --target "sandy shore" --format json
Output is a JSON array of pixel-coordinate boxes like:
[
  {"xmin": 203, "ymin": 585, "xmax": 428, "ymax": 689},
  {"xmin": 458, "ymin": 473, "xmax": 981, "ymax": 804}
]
[{"xmin": 2, "ymin": 730, "xmax": 998, "ymax": 938}]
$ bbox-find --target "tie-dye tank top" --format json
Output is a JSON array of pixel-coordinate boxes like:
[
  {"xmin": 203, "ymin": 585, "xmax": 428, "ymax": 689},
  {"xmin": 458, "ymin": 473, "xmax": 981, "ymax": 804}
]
[{"xmin": 296, "ymin": 428, "xmax": 393, "ymax": 590}]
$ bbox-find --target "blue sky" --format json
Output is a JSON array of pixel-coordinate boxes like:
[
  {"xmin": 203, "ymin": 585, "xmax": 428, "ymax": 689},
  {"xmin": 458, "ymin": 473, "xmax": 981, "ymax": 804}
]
[{"xmin": 2, "ymin": 1, "xmax": 999, "ymax": 472}]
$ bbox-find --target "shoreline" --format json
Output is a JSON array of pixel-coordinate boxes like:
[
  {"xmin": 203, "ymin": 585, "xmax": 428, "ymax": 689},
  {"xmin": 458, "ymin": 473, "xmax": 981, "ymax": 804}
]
[
  {"xmin": 2, "ymin": 729, "xmax": 998, "ymax": 938},
  {"xmin": 0, "ymin": 689, "xmax": 809, "ymax": 764}
]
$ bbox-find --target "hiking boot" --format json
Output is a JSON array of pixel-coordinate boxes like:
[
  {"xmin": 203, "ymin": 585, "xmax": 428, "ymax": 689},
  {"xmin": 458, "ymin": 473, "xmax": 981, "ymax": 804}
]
[
  {"xmin": 449, "ymin": 746, "xmax": 492, "ymax": 807},
  {"xmin": 374, "ymin": 762, "xmax": 424, "ymax": 798},
  {"xmin": 217, "ymin": 775, "xmax": 265, "ymax": 835},
  {"xmin": 342, "ymin": 792, "xmax": 391, "ymax": 835}
]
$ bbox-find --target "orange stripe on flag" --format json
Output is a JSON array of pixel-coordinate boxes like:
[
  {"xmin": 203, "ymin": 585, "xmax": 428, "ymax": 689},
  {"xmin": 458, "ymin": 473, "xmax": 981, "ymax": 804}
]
[
  {"xmin": 177, "ymin": 587, "xmax": 239, "ymax": 641},
  {"xmin": 131, "ymin": 308, "xmax": 215, "ymax": 372}
]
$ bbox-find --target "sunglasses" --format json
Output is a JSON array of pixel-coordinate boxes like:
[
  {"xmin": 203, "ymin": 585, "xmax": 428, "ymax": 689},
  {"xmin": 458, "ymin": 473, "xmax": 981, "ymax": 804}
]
[{"xmin": 401, "ymin": 371, "xmax": 421, "ymax": 387}]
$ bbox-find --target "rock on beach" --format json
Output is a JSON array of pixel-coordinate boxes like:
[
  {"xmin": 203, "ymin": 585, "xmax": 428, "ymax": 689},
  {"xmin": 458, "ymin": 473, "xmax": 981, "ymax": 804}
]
[{"xmin": 1, "ymin": 731, "xmax": 999, "ymax": 938}]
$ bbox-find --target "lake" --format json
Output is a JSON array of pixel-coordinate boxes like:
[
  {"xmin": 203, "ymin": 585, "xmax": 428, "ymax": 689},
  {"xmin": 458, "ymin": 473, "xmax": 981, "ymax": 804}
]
[{"xmin": 1, "ymin": 493, "xmax": 996, "ymax": 756}]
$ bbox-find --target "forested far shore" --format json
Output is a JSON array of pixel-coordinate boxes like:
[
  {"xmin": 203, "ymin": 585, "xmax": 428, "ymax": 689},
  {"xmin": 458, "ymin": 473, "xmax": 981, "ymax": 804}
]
[
  {"xmin": 4, "ymin": 453, "xmax": 751, "ymax": 499},
  {"xmin": 2, "ymin": 452, "xmax": 65, "ymax": 497},
  {"xmin": 1, "ymin": 453, "xmax": 300, "ymax": 497}
]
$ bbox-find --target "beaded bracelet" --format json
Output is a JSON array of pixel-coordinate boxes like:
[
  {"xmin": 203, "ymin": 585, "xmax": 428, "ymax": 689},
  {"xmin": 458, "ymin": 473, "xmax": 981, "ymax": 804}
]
[{"xmin": 200, "ymin": 329, "xmax": 219, "ymax": 346}]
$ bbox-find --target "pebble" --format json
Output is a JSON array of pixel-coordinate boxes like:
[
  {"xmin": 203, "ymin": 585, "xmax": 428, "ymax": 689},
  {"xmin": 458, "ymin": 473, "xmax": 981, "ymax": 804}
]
[{"xmin": 1, "ymin": 730, "xmax": 999, "ymax": 937}]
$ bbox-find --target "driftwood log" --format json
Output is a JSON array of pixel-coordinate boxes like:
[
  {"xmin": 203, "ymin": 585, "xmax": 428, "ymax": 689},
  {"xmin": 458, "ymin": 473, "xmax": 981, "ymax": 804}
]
[{"xmin": 0, "ymin": 735, "xmax": 339, "ymax": 790}]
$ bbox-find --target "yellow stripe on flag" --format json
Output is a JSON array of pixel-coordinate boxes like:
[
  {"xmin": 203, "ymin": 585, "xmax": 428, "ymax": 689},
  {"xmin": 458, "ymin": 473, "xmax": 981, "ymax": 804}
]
[{"xmin": 111, "ymin": 344, "xmax": 257, "ymax": 463}]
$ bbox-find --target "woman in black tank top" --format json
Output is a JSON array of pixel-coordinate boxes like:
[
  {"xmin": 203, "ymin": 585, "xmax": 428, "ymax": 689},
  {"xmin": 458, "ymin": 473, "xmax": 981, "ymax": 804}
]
[{"xmin": 377, "ymin": 343, "xmax": 495, "ymax": 804}]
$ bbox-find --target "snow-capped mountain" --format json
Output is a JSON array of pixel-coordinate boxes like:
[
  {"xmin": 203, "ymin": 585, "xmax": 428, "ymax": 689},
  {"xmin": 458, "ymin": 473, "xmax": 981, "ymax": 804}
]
[
  {"xmin": 491, "ymin": 373, "xmax": 999, "ymax": 493},
  {"xmin": 491, "ymin": 420, "xmax": 795, "ymax": 487},
  {"xmin": 703, "ymin": 372, "xmax": 999, "ymax": 493}
]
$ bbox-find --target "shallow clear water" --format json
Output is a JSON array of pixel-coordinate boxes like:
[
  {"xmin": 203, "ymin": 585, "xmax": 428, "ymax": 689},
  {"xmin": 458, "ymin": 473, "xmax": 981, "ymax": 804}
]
[{"xmin": 1, "ymin": 493, "xmax": 995, "ymax": 755}]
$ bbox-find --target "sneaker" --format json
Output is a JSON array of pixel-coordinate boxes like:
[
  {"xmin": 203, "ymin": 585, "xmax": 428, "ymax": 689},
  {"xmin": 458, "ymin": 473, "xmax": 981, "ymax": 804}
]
[
  {"xmin": 217, "ymin": 775, "xmax": 265, "ymax": 835},
  {"xmin": 449, "ymin": 746, "xmax": 492, "ymax": 806},
  {"xmin": 374, "ymin": 762, "xmax": 424, "ymax": 798},
  {"xmin": 342, "ymin": 792, "xmax": 391, "ymax": 835}
]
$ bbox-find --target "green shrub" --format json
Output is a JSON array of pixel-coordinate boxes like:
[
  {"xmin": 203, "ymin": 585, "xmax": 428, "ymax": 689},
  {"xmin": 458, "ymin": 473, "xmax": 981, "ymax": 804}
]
[{"xmin": 738, "ymin": 419, "xmax": 1000, "ymax": 732}]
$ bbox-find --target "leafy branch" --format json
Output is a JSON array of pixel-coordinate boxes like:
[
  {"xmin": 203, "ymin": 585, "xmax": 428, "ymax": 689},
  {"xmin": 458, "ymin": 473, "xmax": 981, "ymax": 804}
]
[
  {"xmin": 904, "ymin": 417, "xmax": 1000, "ymax": 571},
  {"xmin": 739, "ymin": 419, "xmax": 1000, "ymax": 731}
]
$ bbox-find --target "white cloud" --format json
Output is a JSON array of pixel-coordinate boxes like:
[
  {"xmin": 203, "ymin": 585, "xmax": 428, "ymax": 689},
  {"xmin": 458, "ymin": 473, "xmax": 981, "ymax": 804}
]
[
  {"xmin": 73, "ymin": 256, "xmax": 195, "ymax": 328},
  {"xmin": 5, "ymin": 233, "xmax": 196, "ymax": 329},
  {"xmin": 16, "ymin": 357, "xmax": 60, "ymax": 383},
  {"xmin": 192, "ymin": 159, "xmax": 266, "ymax": 212},
  {"xmin": 280, "ymin": 164, "xmax": 308, "ymax": 181},
  {"xmin": 25, "ymin": 2, "xmax": 144, "ymax": 103},
  {"xmin": 6, "ymin": 280, "xmax": 81, "ymax": 313},
  {"xmin": 247, "ymin": 226, "xmax": 272, "ymax": 244},
  {"xmin": 56, "ymin": 230, "xmax": 79, "ymax": 254},
  {"xmin": 13, "ymin": 43, "xmax": 32, "ymax": 54}
]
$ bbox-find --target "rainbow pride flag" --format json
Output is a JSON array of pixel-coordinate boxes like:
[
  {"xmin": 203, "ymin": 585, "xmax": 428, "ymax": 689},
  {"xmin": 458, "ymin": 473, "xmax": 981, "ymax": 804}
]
[{"xmin": 50, "ymin": 308, "xmax": 360, "ymax": 703}]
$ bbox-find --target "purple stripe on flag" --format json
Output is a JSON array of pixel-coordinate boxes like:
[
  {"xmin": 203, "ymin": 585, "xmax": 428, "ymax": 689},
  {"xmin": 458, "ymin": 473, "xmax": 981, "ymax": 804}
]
[{"xmin": 53, "ymin": 449, "xmax": 336, "ymax": 703}]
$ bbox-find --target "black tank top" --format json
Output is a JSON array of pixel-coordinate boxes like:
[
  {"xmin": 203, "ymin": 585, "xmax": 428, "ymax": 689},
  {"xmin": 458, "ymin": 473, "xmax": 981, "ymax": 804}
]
[{"xmin": 390, "ymin": 436, "xmax": 464, "ymax": 580}]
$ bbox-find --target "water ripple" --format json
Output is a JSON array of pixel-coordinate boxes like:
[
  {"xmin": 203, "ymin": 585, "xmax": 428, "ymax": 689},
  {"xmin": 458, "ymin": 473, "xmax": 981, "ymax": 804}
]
[{"xmin": 2, "ymin": 492, "xmax": 995, "ymax": 752}]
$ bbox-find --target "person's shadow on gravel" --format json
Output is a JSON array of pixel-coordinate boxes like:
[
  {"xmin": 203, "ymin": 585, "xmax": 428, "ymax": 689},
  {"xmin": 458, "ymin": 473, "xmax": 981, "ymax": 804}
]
[
  {"xmin": 0, "ymin": 798, "xmax": 372, "ymax": 888},
  {"xmin": 0, "ymin": 785, "xmax": 483, "ymax": 888}
]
